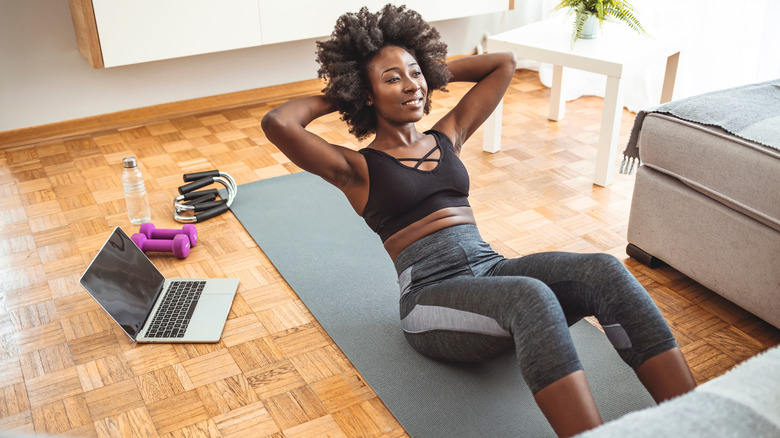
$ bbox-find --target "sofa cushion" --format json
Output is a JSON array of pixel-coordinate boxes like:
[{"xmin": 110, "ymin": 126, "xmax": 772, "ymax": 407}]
[
  {"xmin": 575, "ymin": 345, "xmax": 780, "ymax": 437},
  {"xmin": 637, "ymin": 113, "xmax": 780, "ymax": 232}
]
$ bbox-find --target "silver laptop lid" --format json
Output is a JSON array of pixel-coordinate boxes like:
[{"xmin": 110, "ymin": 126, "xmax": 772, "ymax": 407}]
[{"xmin": 79, "ymin": 227, "xmax": 165, "ymax": 340}]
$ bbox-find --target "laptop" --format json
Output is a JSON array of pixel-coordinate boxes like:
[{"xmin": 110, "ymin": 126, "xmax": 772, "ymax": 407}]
[{"xmin": 79, "ymin": 226, "xmax": 238, "ymax": 343}]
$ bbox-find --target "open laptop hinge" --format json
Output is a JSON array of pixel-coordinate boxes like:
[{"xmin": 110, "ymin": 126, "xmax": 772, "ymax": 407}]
[{"xmin": 137, "ymin": 282, "xmax": 165, "ymax": 339}]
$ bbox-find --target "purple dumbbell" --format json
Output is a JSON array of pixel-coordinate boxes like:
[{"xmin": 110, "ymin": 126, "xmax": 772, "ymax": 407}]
[
  {"xmin": 139, "ymin": 223, "xmax": 197, "ymax": 246},
  {"xmin": 131, "ymin": 233, "xmax": 190, "ymax": 259}
]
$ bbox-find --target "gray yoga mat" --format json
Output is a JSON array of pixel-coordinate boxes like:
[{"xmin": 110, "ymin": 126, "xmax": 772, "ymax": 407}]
[{"xmin": 228, "ymin": 171, "xmax": 655, "ymax": 437}]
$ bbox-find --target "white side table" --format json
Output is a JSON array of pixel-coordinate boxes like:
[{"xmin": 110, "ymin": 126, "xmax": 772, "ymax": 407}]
[{"xmin": 484, "ymin": 17, "xmax": 681, "ymax": 186}]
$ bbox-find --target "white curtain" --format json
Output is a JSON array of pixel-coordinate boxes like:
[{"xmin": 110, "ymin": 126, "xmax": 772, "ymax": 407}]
[{"xmin": 523, "ymin": 0, "xmax": 780, "ymax": 112}]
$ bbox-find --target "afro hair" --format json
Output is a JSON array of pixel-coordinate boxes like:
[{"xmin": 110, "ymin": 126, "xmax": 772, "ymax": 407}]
[{"xmin": 315, "ymin": 4, "xmax": 452, "ymax": 140}]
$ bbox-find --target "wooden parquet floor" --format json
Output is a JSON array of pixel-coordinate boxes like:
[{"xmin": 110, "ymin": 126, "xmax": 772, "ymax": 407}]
[{"xmin": 1, "ymin": 69, "xmax": 778, "ymax": 437}]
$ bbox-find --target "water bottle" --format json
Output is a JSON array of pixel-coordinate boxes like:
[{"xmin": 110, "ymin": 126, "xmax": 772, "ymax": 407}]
[{"xmin": 122, "ymin": 157, "xmax": 151, "ymax": 225}]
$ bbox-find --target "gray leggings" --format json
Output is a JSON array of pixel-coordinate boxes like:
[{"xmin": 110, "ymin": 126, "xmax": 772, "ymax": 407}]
[{"xmin": 394, "ymin": 224, "xmax": 677, "ymax": 394}]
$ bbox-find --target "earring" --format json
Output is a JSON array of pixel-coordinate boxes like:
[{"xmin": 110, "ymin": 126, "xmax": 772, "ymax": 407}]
[{"xmin": 367, "ymin": 99, "xmax": 373, "ymax": 106}]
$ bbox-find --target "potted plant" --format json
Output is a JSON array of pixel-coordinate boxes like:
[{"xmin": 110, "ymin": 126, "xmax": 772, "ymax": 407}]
[{"xmin": 554, "ymin": 0, "xmax": 647, "ymax": 48}]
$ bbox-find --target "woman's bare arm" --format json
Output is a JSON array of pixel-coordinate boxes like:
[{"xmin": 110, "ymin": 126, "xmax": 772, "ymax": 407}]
[
  {"xmin": 261, "ymin": 95, "xmax": 363, "ymax": 189},
  {"xmin": 432, "ymin": 52, "xmax": 517, "ymax": 151}
]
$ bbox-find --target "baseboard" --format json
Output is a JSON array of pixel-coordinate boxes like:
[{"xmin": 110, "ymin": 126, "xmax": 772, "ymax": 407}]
[{"xmin": 0, "ymin": 78, "xmax": 325, "ymax": 150}]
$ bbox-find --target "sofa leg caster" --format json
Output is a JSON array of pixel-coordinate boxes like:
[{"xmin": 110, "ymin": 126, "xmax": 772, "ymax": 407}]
[{"xmin": 626, "ymin": 244, "xmax": 666, "ymax": 268}]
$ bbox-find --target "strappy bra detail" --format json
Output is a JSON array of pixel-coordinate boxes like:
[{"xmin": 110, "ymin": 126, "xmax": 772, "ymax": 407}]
[
  {"xmin": 366, "ymin": 142, "xmax": 442, "ymax": 172},
  {"xmin": 358, "ymin": 129, "xmax": 471, "ymax": 242},
  {"xmin": 395, "ymin": 144, "xmax": 441, "ymax": 169}
]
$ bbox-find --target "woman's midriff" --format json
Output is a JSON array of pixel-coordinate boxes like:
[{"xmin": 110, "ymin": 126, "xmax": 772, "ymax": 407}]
[{"xmin": 383, "ymin": 206, "xmax": 477, "ymax": 261}]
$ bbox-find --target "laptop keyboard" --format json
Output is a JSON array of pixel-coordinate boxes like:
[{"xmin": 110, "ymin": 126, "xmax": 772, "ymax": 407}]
[{"xmin": 145, "ymin": 281, "xmax": 206, "ymax": 338}]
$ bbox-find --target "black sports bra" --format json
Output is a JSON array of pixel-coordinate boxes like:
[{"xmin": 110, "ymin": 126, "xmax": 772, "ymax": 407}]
[{"xmin": 358, "ymin": 130, "xmax": 470, "ymax": 242}]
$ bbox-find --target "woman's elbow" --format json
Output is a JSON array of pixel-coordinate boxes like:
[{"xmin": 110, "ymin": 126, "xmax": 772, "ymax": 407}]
[
  {"xmin": 504, "ymin": 51, "xmax": 518, "ymax": 71},
  {"xmin": 261, "ymin": 109, "xmax": 285, "ymax": 140}
]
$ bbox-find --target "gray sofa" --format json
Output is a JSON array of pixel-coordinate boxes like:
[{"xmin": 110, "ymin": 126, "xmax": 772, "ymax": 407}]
[{"xmin": 622, "ymin": 81, "xmax": 780, "ymax": 329}]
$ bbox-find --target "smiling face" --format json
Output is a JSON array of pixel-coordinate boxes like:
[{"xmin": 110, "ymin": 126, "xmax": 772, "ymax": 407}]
[{"xmin": 365, "ymin": 45, "xmax": 429, "ymax": 127}]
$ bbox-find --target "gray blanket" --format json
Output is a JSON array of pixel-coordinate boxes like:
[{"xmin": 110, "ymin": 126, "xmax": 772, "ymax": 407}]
[
  {"xmin": 621, "ymin": 79, "xmax": 780, "ymax": 174},
  {"xmin": 577, "ymin": 345, "xmax": 780, "ymax": 438}
]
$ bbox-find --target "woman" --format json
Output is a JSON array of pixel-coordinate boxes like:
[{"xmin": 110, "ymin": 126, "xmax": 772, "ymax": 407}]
[{"xmin": 262, "ymin": 5, "xmax": 695, "ymax": 437}]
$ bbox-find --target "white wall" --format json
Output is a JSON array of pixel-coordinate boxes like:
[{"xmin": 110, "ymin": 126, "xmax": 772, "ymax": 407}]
[{"xmin": 0, "ymin": 0, "xmax": 541, "ymax": 132}]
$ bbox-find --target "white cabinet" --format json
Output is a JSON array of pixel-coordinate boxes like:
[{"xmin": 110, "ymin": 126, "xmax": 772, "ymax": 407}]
[
  {"xmin": 91, "ymin": 0, "xmax": 262, "ymax": 67},
  {"xmin": 259, "ymin": 0, "xmax": 377, "ymax": 46},
  {"xmin": 72, "ymin": 0, "xmax": 510, "ymax": 68},
  {"xmin": 257, "ymin": 0, "xmax": 510, "ymax": 45},
  {"xmin": 411, "ymin": 1, "xmax": 511, "ymax": 24}
]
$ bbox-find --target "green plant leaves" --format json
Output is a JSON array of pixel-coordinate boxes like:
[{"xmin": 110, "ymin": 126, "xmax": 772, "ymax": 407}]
[{"xmin": 554, "ymin": 0, "xmax": 648, "ymax": 48}]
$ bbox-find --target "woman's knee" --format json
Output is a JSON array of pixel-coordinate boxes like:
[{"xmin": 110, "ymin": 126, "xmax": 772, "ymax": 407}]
[
  {"xmin": 577, "ymin": 253, "xmax": 646, "ymax": 301},
  {"xmin": 505, "ymin": 278, "xmax": 563, "ymax": 321},
  {"xmin": 582, "ymin": 253, "xmax": 626, "ymax": 277},
  {"xmin": 504, "ymin": 279, "xmax": 572, "ymax": 346}
]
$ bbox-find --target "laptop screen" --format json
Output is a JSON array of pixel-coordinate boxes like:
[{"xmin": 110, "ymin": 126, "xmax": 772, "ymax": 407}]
[{"xmin": 79, "ymin": 227, "xmax": 165, "ymax": 339}]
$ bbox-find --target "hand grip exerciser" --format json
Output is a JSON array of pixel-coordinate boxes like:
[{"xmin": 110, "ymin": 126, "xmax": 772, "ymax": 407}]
[{"xmin": 173, "ymin": 170, "xmax": 236, "ymax": 223}]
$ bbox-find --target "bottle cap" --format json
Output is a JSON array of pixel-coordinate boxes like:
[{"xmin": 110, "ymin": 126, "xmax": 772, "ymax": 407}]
[{"xmin": 122, "ymin": 157, "xmax": 137, "ymax": 168}]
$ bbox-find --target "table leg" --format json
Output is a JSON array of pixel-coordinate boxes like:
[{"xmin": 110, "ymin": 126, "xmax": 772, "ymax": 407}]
[
  {"xmin": 482, "ymin": 97, "xmax": 503, "ymax": 153},
  {"xmin": 661, "ymin": 51, "xmax": 680, "ymax": 103},
  {"xmin": 593, "ymin": 76, "xmax": 625, "ymax": 187},
  {"xmin": 549, "ymin": 65, "xmax": 566, "ymax": 121}
]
